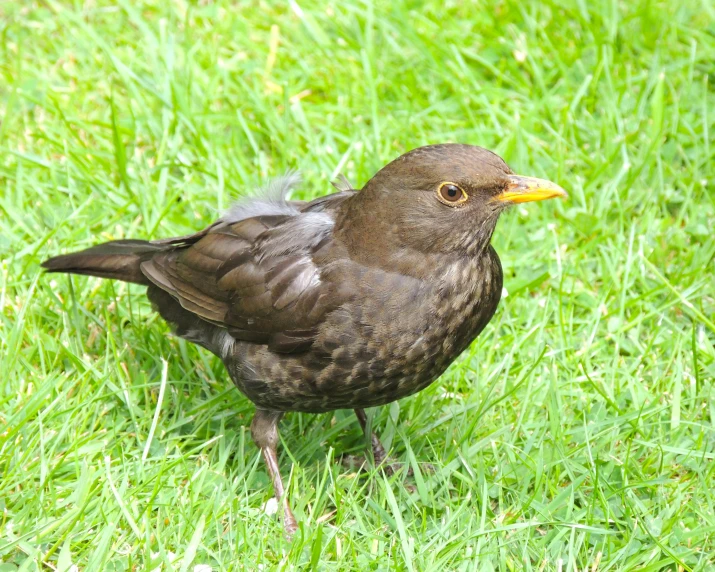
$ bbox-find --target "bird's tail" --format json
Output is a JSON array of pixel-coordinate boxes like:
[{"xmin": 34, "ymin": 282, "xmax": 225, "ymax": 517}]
[{"xmin": 41, "ymin": 239, "xmax": 168, "ymax": 285}]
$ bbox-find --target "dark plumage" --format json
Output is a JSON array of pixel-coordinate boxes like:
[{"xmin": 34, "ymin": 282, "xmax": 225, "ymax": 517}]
[{"xmin": 43, "ymin": 144, "xmax": 566, "ymax": 537}]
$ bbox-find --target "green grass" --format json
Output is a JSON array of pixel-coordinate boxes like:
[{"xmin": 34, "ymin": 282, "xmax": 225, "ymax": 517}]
[{"xmin": 1, "ymin": 0, "xmax": 714, "ymax": 569}]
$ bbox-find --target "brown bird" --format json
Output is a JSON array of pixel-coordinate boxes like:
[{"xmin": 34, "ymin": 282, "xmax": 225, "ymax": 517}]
[{"xmin": 42, "ymin": 144, "xmax": 566, "ymax": 537}]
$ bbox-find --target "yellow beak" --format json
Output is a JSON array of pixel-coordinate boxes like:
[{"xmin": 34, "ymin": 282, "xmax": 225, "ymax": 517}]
[{"xmin": 495, "ymin": 175, "xmax": 568, "ymax": 204}]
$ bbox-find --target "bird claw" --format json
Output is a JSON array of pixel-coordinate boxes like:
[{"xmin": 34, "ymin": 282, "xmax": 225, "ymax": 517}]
[
  {"xmin": 340, "ymin": 453, "xmax": 370, "ymax": 471},
  {"xmin": 378, "ymin": 458, "xmax": 413, "ymax": 477},
  {"xmin": 339, "ymin": 453, "xmax": 408, "ymax": 474},
  {"xmin": 379, "ymin": 458, "xmax": 436, "ymax": 478},
  {"xmin": 339, "ymin": 453, "xmax": 433, "ymax": 492},
  {"xmin": 283, "ymin": 510, "xmax": 299, "ymax": 540}
]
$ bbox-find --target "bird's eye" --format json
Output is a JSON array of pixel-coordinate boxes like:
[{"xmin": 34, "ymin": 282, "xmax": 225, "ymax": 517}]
[{"xmin": 437, "ymin": 182, "xmax": 468, "ymax": 206}]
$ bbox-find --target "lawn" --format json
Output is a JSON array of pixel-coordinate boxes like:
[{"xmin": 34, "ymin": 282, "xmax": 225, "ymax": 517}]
[{"xmin": 1, "ymin": 0, "xmax": 714, "ymax": 569}]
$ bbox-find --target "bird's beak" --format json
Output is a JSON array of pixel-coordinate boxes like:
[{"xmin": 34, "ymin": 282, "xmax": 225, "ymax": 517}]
[{"xmin": 495, "ymin": 175, "xmax": 568, "ymax": 204}]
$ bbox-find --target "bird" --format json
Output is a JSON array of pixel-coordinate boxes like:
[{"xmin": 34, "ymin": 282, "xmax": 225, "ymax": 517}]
[{"xmin": 42, "ymin": 143, "xmax": 567, "ymax": 537}]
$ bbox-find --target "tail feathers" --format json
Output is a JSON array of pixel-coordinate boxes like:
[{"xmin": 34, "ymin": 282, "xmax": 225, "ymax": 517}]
[{"xmin": 42, "ymin": 239, "xmax": 167, "ymax": 285}]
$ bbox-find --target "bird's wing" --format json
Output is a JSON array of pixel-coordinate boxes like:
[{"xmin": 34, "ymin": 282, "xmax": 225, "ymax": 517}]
[{"xmin": 141, "ymin": 192, "xmax": 354, "ymax": 354}]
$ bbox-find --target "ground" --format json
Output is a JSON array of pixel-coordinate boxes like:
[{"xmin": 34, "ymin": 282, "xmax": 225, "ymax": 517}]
[{"xmin": 1, "ymin": 0, "xmax": 714, "ymax": 570}]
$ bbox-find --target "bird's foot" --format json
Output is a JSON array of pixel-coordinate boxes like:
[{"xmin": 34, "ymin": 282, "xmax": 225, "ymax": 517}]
[
  {"xmin": 377, "ymin": 457, "xmax": 435, "ymax": 479},
  {"xmin": 340, "ymin": 453, "xmax": 433, "ymax": 494},
  {"xmin": 348, "ymin": 409, "xmax": 433, "ymax": 491},
  {"xmin": 378, "ymin": 457, "xmax": 413, "ymax": 477},
  {"xmin": 339, "ymin": 453, "xmax": 410, "ymax": 475},
  {"xmin": 283, "ymin": 503, "xmax": 299, "ymax": 540},
  {"xmin": 367, "ymin": 432, "xmax": 434, "ymax": 476}
]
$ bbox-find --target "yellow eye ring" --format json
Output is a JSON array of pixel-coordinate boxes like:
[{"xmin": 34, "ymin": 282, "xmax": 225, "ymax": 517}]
[{"xmin": 436, "ymin": 182, "xmax": 468, "ymax": 206}]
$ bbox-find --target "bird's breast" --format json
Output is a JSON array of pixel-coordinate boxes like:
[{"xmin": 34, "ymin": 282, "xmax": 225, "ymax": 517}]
[
  {"xmin": 310, "ymin": 248, "xmax": 503, "ymax": 407},
  {"xmin": 228, "ymin": 248, "xmax": 503, "ymax": 413}
]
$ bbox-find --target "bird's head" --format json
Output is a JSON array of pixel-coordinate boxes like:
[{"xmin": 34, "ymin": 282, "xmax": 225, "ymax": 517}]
[{"xmin": 344, "ymin": 144, "xmax": 567, "ymax": 258}]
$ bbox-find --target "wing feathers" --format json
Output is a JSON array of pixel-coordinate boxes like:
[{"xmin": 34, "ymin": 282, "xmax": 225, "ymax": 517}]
[{"xmin": 139, "ymin": 195, "xmax": 351, "ymax": 353}]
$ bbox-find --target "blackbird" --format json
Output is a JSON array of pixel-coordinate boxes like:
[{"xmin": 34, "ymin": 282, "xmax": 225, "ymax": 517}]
[{"xmin": 43, "ymin": 144, "xmax": 566, "ymax": 536}]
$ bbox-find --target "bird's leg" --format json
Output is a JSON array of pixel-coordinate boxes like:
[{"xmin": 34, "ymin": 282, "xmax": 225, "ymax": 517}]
[
  {"xmin": 352, "ymin": 409, "xmax": 434, "ymax": 481},
  {"xmin": 354, "ymin": 408, "xmax": 391, "ymax": 468},
  {"xmin": 250, "ymin": 409, "xmax": 298, "ymax": 538}
]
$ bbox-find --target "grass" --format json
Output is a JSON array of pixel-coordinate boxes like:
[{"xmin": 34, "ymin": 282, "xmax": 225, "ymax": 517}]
[{"xmin": 1, "ymin": 0, "xmax": 714, "ymax": 569}]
